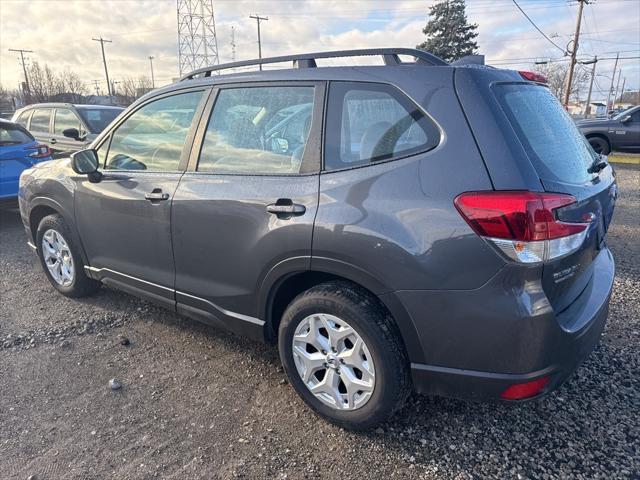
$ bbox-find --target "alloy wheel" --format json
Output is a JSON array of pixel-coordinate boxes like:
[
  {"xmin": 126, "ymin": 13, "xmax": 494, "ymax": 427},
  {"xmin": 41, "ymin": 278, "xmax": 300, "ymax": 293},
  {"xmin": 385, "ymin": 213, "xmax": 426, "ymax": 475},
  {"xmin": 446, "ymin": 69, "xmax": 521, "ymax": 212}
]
[
  {"xmin": 292, "ymin": 313, "xmax": 375, "ymax": 410},
  {"xmin": 41, "ymin": 229, "xmax": 75, "ymax": 287}
]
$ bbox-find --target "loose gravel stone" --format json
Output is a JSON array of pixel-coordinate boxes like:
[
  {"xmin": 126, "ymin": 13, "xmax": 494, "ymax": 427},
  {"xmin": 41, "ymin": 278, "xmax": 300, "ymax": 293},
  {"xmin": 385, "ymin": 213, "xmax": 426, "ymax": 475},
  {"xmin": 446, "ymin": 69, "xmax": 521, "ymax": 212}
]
[{"xmin": 109, "ymin": 378, "xmax": 122, "ymax": 391}]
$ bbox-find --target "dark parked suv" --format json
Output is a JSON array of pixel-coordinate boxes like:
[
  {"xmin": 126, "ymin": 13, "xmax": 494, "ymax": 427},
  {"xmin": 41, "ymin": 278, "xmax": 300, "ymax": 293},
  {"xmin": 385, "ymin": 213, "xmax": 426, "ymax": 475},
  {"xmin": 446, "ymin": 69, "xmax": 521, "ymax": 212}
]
[
  {"xmin": 12, "ymin": 103, "xmax": 123, "ymax": 157},
  {"xmin": 576, "ymin": 105, "xmax": 640, "ymax": 154},
  {"xmin": 18, "ymin": 49, "xmax": 616, "ymax": 429}
]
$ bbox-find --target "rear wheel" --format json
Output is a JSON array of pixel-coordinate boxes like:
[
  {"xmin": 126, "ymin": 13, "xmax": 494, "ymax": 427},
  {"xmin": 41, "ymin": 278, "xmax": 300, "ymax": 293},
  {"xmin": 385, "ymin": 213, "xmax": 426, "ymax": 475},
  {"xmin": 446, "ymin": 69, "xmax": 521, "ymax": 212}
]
[
  {"xmin": 588, "ymin": 136, "xmax": 611, "ymax": 155},
  {"xmin": 278, "ymin": 281, "xmax": 411, "ymax": 430},
  {"xmin": 36, "ymin": 214, "xmax": 100, "ymax": 297}
]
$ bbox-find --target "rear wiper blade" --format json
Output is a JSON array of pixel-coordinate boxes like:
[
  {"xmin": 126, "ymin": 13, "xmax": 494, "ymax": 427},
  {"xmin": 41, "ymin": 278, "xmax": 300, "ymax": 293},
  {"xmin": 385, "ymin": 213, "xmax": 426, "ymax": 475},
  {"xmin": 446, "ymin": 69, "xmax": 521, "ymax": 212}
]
[{"xmin": 588, "ymin": 154, "xmax": 608, "ymax": 174}]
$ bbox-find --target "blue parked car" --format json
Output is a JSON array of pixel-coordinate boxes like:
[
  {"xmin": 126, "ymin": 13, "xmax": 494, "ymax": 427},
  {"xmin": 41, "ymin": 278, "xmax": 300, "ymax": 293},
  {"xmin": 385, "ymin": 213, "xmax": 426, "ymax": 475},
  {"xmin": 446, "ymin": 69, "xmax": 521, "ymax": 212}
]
[{"xmin": 0, "ymin": 118, "xmax": 52, "ymax": 201}]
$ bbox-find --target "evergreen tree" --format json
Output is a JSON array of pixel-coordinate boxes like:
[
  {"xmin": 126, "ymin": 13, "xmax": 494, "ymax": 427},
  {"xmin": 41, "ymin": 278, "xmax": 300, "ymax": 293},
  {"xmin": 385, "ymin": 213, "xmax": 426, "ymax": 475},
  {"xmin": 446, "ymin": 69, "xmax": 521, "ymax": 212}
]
[{"xmin": 417, "ymin": 0, "xmax": 479, "ymax": 63}]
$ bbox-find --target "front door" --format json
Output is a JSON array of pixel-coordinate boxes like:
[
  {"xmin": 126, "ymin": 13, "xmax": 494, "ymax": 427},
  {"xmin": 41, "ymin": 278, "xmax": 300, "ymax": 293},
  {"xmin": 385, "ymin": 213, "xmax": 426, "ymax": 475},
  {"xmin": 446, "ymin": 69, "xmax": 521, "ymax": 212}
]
[
  {"xmin": 52, "ymin": 108, "xmax": 85, "ymax": 156},
  {"xmin": 171, "ymin": 83, "xmax": 324, "ymax": 336},
  {"xmin": 73, "ymin": 89, "xmax": 208, "ymax": 306}
]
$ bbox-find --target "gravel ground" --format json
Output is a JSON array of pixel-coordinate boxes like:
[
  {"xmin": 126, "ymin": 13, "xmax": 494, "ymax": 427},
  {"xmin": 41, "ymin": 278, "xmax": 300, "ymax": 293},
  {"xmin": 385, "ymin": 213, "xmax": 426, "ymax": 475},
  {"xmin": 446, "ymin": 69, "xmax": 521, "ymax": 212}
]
[{"xmin": 1, "ymin": 165, "xmax": 638, "ymax": 480}]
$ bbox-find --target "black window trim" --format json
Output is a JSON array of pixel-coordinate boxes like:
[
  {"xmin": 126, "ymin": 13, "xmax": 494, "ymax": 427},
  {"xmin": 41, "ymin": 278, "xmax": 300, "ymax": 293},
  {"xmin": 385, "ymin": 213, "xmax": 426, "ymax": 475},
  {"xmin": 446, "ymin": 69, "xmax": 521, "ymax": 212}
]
[
  {"xmin": 93, "ymin": 86, "xmax": 211, "ymax": 174},
  {"xmin": 186, "ymin": 80, "xmax": 326, "ymax": 177},
  {"xmin": 321, "ymin": 80, "xmax": 441, "ymax": 174}
]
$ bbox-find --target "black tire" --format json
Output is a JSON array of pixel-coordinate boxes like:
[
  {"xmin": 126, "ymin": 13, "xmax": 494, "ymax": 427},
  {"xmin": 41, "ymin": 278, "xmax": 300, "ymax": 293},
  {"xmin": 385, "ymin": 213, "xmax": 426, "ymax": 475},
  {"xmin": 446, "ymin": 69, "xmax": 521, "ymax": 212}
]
[
  {"xmin": 36, "ymin": 214, "xmax": 100, "ymax": 298},
  {"xmin": 278, "ymin": 281, "xmax": 411, "ymax": 430},
  {"xmin": 588, "ymin": 136, "xmax": 611, "ymax": 155}
]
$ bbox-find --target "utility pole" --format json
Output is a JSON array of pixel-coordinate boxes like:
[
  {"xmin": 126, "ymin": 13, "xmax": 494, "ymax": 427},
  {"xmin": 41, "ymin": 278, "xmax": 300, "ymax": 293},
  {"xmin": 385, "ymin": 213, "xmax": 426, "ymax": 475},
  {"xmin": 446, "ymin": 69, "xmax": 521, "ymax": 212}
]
[
  {"xmin": 618, "ymin": 77, "xmax": 626, "ymax": 106},
  {"xmin": 606, "ymin": 52, "xmax": 619, "ymax": 112},
  {"xmin": 231, "ymin": 26, "xmax": 236, "ymax": 62},
  {"xmin": 563, "ymin": 0, "xmax": 588, "ymax": 107},
  {"xmin": 148, "ymin": 56, "xmax": 155, "ymax": 88},
  {"xmin": 584, "ymin": 56, "xmax": 597, "ymax": 117},
  {"xmin": 613, "ymin": 69, "xmax": 622, "ymax": 109},
  {"xmin": 92, "ymin": 37, "xmax": 112, "ymax": 96},
  {"xmin": 249, "ymin": 14, "xmax": 268, "ymax": 70},
  {"xmin": 8, "ymin": 48, "xmax": 33, "ymax": 103}
]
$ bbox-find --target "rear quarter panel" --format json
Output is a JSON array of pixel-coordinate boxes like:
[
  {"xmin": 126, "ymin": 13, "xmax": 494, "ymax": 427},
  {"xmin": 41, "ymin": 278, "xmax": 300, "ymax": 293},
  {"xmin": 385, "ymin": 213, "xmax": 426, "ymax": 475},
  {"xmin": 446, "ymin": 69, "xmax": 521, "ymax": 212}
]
[{"xmin": 312, "ymin": 67, "xmax": 504, "ymax": 292}]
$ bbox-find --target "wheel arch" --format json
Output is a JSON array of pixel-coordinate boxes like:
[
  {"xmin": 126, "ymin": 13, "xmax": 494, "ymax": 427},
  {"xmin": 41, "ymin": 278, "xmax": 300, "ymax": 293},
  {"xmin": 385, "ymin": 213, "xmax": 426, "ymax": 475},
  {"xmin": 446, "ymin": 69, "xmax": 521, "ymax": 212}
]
[
  {"xmin": 585, "ymin": 132, "xmax": 612, "ymax": 151},
  {"xmin": 28, "ymin": 197, "xmax": 90, "ymax": 265},
  {"xmin": 260, "ymin": 260, "xmax": 424, "ymax": 362}
]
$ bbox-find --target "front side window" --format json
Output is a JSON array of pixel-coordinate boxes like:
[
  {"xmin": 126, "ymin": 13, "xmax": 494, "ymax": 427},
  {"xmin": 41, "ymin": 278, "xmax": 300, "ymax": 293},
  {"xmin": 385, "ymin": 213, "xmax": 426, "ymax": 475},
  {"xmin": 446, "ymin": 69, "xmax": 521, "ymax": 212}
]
[
  {"xmin": 29, "ymin": 109, "xmax": 52, "ymax": 133},
  {"xmin": 104, "ymin": 91, "xmax": 204, "ymax": 171},
  {"xmin": 198, "ymin": 86, "xmax": 315, "ymax": 175},
  {"xmin": 324, "ymin": 82, "xmax": 439, "ymax": 171},
  {"xmin": 54, "ymin": 109, "xmax": 81, "ymax": 135}
]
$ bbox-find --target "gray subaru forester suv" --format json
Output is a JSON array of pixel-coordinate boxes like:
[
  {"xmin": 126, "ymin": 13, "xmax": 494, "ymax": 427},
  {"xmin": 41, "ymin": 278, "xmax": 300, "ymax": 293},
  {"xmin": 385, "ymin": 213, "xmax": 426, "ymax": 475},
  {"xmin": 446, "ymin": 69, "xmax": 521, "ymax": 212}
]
[{"xmin": 18, "ymin": 49, "xmax": 616, "ymax": 430}]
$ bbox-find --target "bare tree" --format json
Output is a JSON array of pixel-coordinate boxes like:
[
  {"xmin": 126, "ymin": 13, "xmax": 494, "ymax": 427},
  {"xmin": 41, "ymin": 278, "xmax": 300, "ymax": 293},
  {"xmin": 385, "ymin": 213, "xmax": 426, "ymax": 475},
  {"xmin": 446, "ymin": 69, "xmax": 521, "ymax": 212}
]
[
  {"xmin": 533, "ymin": 62, "xmax": 590, "ymax": 103},
  {"xmin": 24, "ymin": 61, "xmax": 89, "ymax": 104}
]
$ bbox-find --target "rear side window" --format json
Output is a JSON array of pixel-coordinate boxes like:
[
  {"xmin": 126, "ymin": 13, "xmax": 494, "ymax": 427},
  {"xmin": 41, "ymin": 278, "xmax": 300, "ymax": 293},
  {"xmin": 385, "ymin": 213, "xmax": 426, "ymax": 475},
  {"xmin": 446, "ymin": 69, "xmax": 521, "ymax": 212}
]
[
  {"xmin": 30, "ymin": 109, "xmax": 52, "ymax": 132},
  {"xmin": 15, "ymin": 110, "xmax": 32, "ymax": 128},
  {"xmin": 198, "ymin": 86, "xmax": 315, "ymax": 175},
  {"xmin": 54, "ymin": 109, "xmax": 81, "ymax": 135},
  {"xmin": 0, "ymin": 123, "xmax": 34, "ymax": 145},
  {"xmin": 495, "ymin": 84, "xmax": 596, "ymax": 184},
  {"xmin": 324, "ymin": 82, "xmax": 439, "ymax": 171}
]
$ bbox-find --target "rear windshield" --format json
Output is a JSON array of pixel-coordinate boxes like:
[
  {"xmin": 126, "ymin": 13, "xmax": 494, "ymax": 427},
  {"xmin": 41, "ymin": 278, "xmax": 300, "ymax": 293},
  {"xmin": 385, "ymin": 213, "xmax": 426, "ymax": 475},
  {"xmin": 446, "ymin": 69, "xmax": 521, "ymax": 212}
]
[
  {"xmin": 78, "ymin": 108, "xmax": 122, "ymax": 133},
  {"xmin": 495, "ymin": 84, "xmax": 597, "ymax": 184},
  {"xmin": 0, "ymin": 123, "xmax": 33, "ymax": 145}
]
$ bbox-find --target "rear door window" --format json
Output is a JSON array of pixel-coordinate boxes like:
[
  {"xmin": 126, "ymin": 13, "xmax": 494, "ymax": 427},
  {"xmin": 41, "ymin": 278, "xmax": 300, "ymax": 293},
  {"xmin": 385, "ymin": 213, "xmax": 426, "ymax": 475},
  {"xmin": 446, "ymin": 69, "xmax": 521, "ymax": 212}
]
[
  {"xmin": 198, "ymin": 86, "xmax": 316, "ymax": 175},
  {"xmin": 30, "ymin": 109, "xmax": 52, "ymax": 133},
  {"xmin": 495, "ymin": 84, "xmax": 597, "ymax": 185},
  {"xmin": 324, "ymin": 82, "xmax": 439, "ymax": 171}
]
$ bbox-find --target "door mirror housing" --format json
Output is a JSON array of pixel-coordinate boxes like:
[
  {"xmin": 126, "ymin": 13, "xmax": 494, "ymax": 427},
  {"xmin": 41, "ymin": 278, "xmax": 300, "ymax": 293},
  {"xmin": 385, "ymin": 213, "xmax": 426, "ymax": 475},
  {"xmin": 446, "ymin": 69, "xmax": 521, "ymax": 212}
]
[
  {"xmin": 620, "ymin": 115, "xmax": 632, "ymax": 124},
  {"xmin": 71, "ymin": 149, "xmax": 102, "ymax": 183},
  {"xmin": 63, "ymin": 127, "xmax": 84, "ymax": 141}
]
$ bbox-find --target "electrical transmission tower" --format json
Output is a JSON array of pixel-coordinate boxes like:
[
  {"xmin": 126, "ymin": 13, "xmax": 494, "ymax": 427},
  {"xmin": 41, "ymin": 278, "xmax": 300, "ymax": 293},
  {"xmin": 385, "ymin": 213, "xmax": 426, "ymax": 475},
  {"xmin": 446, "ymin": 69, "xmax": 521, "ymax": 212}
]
[{"xmin": 177, "ymin": 0, "xmax": 220, "ymax": 76}]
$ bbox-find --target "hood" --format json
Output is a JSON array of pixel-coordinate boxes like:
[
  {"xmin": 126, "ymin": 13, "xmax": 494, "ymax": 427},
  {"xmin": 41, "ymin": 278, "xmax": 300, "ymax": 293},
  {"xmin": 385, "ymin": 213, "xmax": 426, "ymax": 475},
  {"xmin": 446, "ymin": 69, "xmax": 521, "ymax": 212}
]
[{"xmin": 575, "ymin": 118, "xmax": 612, "ymax": 128}]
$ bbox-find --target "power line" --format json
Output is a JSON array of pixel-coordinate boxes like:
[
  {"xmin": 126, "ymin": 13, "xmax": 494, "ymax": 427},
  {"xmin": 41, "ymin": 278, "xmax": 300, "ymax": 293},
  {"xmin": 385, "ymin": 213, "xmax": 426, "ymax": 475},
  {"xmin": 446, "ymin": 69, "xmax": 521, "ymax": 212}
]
[{"xmin": 511, "ymin": 0, "xmax": 568, "ymax": 55}]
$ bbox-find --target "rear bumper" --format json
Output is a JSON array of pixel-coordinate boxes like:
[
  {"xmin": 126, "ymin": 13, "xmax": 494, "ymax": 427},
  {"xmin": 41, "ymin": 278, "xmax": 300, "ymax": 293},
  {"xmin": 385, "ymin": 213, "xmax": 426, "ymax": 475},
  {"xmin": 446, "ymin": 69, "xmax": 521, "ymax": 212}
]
[{"xmin": 387, "ymin": 247, "xmax": 614, "ymax": 401}]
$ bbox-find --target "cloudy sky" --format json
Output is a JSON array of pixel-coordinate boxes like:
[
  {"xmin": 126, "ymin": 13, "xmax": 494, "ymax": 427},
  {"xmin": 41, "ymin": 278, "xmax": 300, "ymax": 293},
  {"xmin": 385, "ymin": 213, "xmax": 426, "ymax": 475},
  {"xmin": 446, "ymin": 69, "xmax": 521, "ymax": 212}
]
[{"xmin": 1, "ymin": 0, "xmax": 638, "ymax": 102}]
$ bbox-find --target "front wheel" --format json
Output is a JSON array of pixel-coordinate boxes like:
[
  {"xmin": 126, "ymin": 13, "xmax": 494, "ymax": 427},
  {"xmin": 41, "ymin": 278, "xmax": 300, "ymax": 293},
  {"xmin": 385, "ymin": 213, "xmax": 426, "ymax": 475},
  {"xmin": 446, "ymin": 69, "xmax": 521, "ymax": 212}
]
[
  {"xmin": 278, "ymin": 281, "xmax": 411, "ymax": 430},
  {"xmin": 588, "ymin": 136, "xmax": 611, "ymax": 155},
  {"xmin": 36, "ymin": 214, "xmax": 100, "ymax": 298}
]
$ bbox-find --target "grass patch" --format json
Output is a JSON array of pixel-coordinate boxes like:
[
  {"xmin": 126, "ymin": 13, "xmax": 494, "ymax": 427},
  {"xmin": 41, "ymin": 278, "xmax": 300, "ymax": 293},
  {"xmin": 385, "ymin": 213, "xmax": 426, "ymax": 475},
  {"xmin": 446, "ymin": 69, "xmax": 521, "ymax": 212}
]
[{"xmin": 609, "ymin": 154, "xmax": 640, "ymax": 165}]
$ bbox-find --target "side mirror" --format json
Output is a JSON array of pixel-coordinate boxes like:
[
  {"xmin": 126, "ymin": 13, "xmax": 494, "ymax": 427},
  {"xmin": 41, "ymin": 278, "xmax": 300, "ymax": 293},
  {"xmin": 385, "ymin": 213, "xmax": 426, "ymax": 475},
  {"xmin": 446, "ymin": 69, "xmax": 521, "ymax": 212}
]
[
  {"xmin": 63, "ymin": 127, "xmax": 84, "ymax": 141},
  {"xmin": 71, "ymin": 149, "xmax": 102, "ymax": 182},
  {"xmin": 620, "ymin": 115, "xmax": 632, "ymax": 124}
]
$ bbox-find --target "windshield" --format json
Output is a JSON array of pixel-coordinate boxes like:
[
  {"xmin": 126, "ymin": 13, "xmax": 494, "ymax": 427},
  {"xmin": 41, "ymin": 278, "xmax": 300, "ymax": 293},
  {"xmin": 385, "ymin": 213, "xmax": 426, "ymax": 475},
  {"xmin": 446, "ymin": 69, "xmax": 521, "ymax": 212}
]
[
  {"xmin": 613, "ymin": 106, "xmax": 638, "ymax": 120},
  {"xmin": 78, "ymin": 108, "xmax": 123, "ymax": 133},
  {"xmin": 495, "ymin": 83, "xmax": 597, "ymax": 185},
  {"xmin": 0, "ymin": 123, "xmax": 33, "ymax": 145}
]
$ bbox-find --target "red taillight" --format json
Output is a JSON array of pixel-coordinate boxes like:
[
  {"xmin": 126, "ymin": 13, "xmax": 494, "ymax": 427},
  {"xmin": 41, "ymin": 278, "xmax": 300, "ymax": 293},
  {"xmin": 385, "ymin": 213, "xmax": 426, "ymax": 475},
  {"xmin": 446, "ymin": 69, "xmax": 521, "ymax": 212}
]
[
  {"xmin": 454, "ymin": 191, "xmax": 590, "ymax": 263},
  {"xmin": 501, "ymin": 376, "xmax": 550, "ymax": 400},
  {"xmin": 27, "ymin": 144, "xmax": 51, "ymax": 159},
  {"xmin": 518, "ymin": 70, "xmax": 548, "ymax": 84}
]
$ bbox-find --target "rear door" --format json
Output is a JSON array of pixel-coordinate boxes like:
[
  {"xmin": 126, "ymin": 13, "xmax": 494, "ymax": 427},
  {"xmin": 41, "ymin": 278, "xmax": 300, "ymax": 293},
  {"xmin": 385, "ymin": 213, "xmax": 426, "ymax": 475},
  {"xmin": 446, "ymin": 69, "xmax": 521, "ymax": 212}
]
[
  {"xmin": 171, "ymin": 82, "xmax": 324, "ymax": 335},
  {"xmin": 492, "ymin": 82, "xmax": 616, "ymax": 315}
]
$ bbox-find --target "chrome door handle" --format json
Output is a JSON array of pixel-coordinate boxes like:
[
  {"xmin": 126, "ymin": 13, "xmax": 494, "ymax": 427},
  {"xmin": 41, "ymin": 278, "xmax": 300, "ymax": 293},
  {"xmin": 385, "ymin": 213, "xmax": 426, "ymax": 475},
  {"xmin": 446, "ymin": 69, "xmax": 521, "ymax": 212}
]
[
  {"xmin": 266, "ymin": 201, "xmax": 306, "ymax": 217},
  {"xmin": 145, "ymin": 190, "xmax": 170, "ymax": 202}
]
